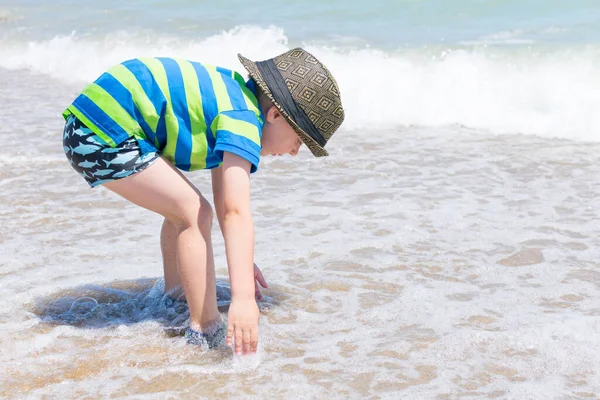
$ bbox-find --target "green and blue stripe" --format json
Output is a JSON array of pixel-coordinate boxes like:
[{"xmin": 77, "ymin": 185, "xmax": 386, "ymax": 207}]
[{"xmin": 63, "ymin": 57, "xmax": 264, "ymax": 172}]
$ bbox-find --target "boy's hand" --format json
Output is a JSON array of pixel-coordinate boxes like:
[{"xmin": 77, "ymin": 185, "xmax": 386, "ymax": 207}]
[
  {"xmin": 254, "ymin": 263, "xmax": 268, "ymax": 300},
  {"xmin": 226, "ymin": 298, "xmax": 260, "ymax": 355}
]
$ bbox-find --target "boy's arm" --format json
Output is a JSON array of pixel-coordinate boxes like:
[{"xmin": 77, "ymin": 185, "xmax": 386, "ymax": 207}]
[
  {"xmin": 213, "ymin": 163, "xmax": 269, "ymax": 301},
  {"xmin": 219, "ymin": 151, "xmax": 259, "ymax": 354},
  {"xmin": 211, "ymin": 165, "xmax": 225, "ymax": 238}
]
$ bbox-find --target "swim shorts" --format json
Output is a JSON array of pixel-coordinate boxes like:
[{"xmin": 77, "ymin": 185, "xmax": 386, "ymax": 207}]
[{"xmin": 62, "ymin": 115, "xmax": 160, "ymax": 187}]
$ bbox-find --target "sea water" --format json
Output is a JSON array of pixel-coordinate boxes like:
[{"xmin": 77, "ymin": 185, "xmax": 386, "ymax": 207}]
[{"xmin": 1, "ymin": 0, "xmax": 599, "ymax": 398}]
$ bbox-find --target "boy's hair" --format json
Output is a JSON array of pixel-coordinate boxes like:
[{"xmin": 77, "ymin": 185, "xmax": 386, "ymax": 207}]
[{"xmin": 254, "ymin": 80, "xmax": 273, "ymax": 110}]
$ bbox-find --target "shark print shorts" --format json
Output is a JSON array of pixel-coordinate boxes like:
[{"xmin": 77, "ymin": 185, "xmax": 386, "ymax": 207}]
[{"xmin": 63, "ymin": 114, "xmax": 160, "ymax": 188}]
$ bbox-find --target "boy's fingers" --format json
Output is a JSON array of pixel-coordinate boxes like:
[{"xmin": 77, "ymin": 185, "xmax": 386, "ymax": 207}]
[
  {"xmin": 255, "ymin": 268, "xmax": 268, "ymax": 288},
  {"xmin": 242, "ymin": 329, "xmax": 251, "ymax": 355},
  {"xmin": 250, "ymin": 329, "xmax": 258, "ymax": 353},
  {"xmin": 226, "ymin": 323, "xmax": 234, "ymax": 347},
  {"xmin": 234, "ymin": 327, "xmax": 243, "ymax": 355}
]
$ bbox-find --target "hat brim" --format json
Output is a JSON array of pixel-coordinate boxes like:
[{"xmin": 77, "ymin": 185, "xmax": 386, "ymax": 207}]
[{"xmin": 238, "ymin": 53, "xmax": 329, "ymax": 157}]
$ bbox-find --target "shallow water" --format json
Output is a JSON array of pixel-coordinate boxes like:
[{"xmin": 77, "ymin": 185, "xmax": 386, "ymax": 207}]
[
  {"xmin": 2, "ymin": 0, "xmax": 600, "ymax": 397},
  {"xmin": 1, "ymin": 67, "xmax": 599, "ymax": 398}
]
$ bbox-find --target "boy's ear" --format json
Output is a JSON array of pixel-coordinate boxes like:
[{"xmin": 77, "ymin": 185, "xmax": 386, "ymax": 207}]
[{"xmin": 266, "ymin": 105, "xmax": 281, "ymax": 123}]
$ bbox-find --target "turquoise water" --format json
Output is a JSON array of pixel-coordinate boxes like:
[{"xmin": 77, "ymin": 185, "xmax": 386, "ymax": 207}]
[
  {"xmin": 2, "ymin": 0, "xmax": 600, "ymax": 45},
  {"xmin": 1, "ymin": 3, "xmax": 600, "ymax": 398},
  {"xmin": 1, "ymin": 0, "xmax": 600, "ymax": 141}
]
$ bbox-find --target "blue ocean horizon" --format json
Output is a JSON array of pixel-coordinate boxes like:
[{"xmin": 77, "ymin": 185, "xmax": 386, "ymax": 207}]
[
  {"xmin": 2, "ymin": 0, "xmax": 600, "ymax": 46},
  {"xmin": 1, "ymin": 0, "xmax": 599, "ymax": 141},
  {"xmin": 1, "ymin": 1, "xmax": 600, "ymax": 398}
]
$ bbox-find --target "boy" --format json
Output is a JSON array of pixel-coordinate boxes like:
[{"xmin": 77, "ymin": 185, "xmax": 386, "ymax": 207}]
[{"xmin": 62, "ymin": 48, "xmax": 345, "ymax": 355}]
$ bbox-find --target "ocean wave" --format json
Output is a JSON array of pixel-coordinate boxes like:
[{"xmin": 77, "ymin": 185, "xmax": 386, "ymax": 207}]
[
  {"xmin": 0, "ymin": 9, "xmax": 12, "ymax": 23},
  {"xmin": 1, "ymin": 25, "xmax": 599, "ymax": 141}
]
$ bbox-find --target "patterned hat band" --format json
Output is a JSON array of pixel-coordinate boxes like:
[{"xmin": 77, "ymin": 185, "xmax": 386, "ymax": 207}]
[{"xmin": 255, "ymin": 59, "xmax": 327, "ymax": 148}]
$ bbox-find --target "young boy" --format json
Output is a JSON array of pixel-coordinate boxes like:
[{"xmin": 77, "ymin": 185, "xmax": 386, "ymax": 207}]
[{"xmin": 62, "ymin": 48, "xmax": 345, "ymax": 355}]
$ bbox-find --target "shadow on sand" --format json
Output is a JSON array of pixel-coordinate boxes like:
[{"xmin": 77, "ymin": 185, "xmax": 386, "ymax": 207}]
[{"xmin": 29, "ymin": 278, "xmax": 235, "ymax": 336}]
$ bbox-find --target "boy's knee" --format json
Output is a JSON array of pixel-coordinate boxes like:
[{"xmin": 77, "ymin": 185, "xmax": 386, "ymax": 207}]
[
  {"xmin": 169, "ymin": 197, "xmax": 213, "ymax": 232},
  {"xmin": 197, "ymin": 198, "xmax": 214, "ymax": 228}
]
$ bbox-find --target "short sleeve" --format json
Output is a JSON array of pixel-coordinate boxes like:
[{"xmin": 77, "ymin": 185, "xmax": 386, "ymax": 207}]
[{"xmin": 212, "ymin": 110, "xmax": 263, "ymax": 173}]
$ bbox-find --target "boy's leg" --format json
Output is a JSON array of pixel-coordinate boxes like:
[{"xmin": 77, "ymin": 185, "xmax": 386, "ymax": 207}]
[
  {"xmin": 161, "ymin": 218, "xmax": 183, "ymax": 296},
  {"xmin": 103, "ymin": 157, "xmax": 219, "ymax": 330}
]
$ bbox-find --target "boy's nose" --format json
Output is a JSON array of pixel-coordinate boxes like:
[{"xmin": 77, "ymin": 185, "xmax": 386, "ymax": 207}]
[{"xmin": 289, "ymin": 141, "xmax": 301, "ymax": 156}]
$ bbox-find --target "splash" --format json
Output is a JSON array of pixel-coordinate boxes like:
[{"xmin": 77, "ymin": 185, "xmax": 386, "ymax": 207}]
[{"xmin": 1, "ymin": 25, "xmax": 599, "ymax": 140}]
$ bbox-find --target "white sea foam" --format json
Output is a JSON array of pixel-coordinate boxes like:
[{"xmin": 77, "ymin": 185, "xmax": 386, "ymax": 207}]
[
  {"xmin": 1, "ymin": 26, "xmax": 599, "ymax": 141},
  {"xmin": 1, "ymin": 23, "xmax": 600, "ymax": 398}
]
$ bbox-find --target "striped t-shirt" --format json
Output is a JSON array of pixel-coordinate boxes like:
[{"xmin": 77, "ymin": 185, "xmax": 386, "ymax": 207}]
[{"xmin": 62, "ymin": 57, "xmax": 264, "ymax": 172}]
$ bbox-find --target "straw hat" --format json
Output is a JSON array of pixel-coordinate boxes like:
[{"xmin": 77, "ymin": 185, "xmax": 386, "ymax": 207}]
[{"xmin": 238, "ymin": 48, "xmax": 345, "ymax": 157}]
